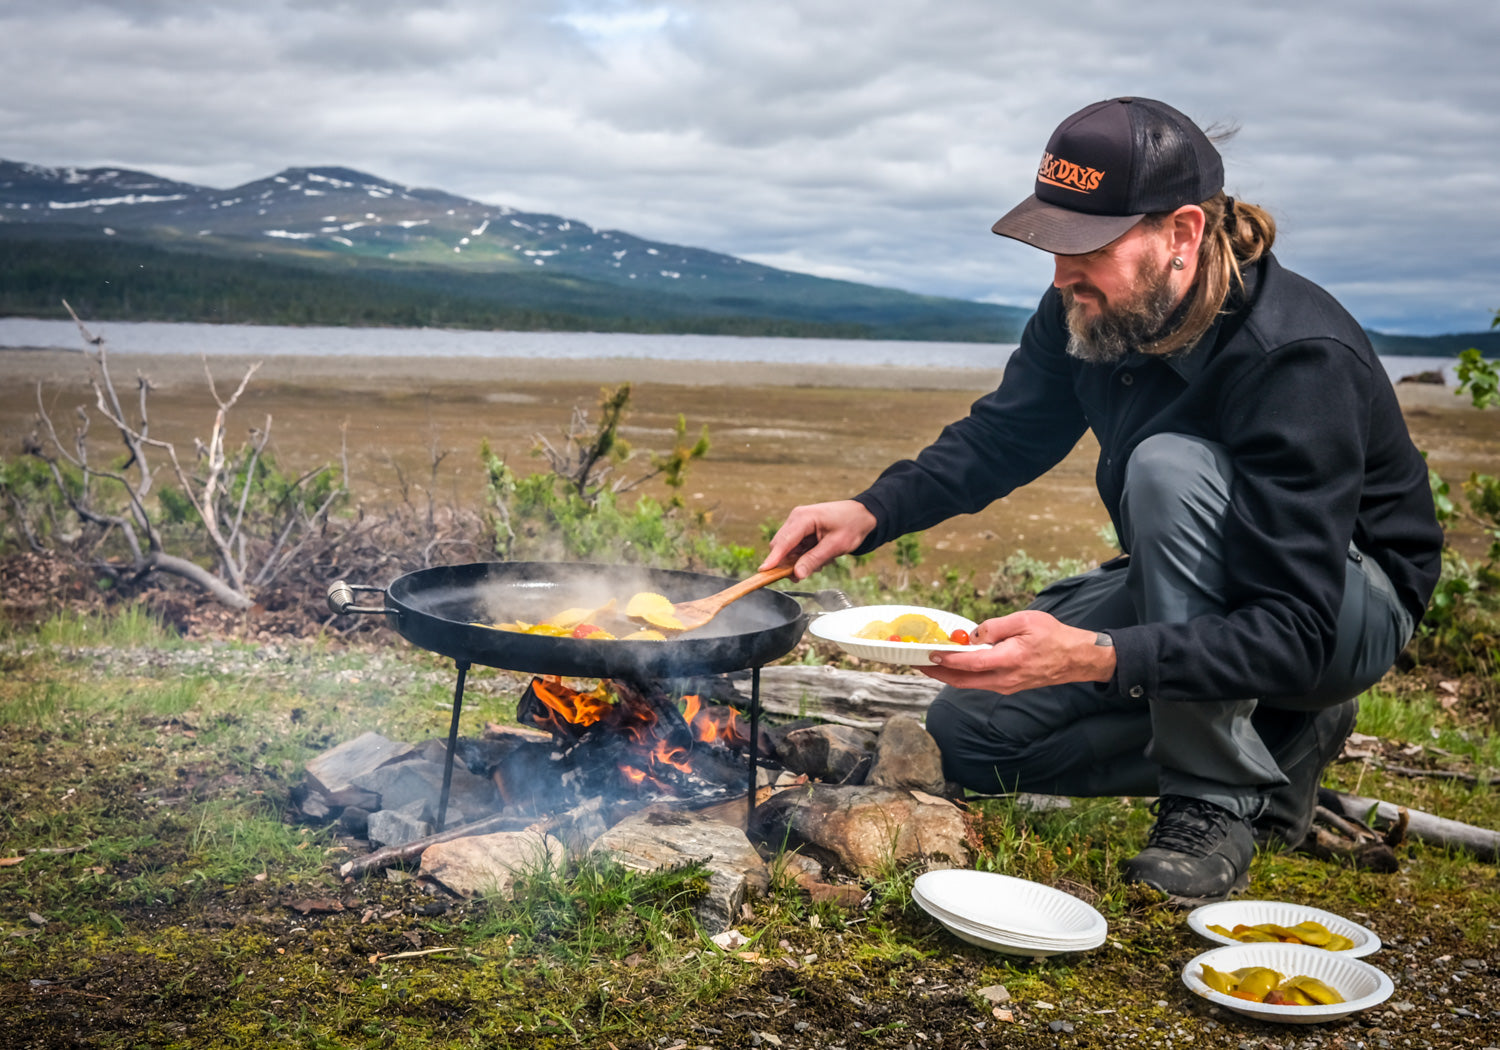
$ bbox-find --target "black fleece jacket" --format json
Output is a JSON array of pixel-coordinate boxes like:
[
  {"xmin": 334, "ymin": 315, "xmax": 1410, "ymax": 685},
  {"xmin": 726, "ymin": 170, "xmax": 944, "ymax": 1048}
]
[{"xmin": 851, "ymin": 253, "xmax": 1442, "ymax": 703}]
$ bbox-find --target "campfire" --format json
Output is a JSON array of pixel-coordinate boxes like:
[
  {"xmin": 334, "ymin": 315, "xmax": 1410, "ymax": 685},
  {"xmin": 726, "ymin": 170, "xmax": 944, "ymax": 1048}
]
[
  {"xmin": 310, "ymin": 565, "xmax": 972, "ymax": 932},
  {"xmin": 502, "ymin": 676, "xmax": 764, "ymax": 809}
]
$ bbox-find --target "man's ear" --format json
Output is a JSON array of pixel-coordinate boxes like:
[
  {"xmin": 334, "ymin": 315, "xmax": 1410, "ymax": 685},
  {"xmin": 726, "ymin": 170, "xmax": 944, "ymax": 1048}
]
[{"xmin": 1167, "ymin": 204, "xmax": 1207, "ymax": 260}]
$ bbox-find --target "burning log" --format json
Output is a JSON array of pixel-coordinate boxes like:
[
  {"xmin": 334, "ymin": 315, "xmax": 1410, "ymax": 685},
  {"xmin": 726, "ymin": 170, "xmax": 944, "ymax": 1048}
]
[{"xmin": 508, "ymin": 676, "xmax": 771, "ymax": 807}]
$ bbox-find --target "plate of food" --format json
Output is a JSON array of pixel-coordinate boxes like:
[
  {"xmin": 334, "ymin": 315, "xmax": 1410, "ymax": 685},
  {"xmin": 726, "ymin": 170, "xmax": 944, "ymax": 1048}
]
[
  {"xmin": 809, "ymin": 604, "xmax": 985, "ymax": 666},
  {"xmin": 1187, "ymin": 900, "xmax": 1381, "ymax": 958},
  {"xmin": 1181, "ymin": 942, "xmax": 1394, "ymax": 1024}
]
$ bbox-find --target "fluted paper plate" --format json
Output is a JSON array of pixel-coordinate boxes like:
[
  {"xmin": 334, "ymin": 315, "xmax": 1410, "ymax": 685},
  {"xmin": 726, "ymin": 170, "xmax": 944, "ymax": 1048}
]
[
  {"xmin": 809, "ymin": 605, "xmax": 983, "ymax": 666},
  {"xmin": 1187, "ymin": 900, "xmax": 1381, "ymax": 958},
  {"xmin": 912, "ymin": 869, "xmax": 1107, "ymax": 956},
  {"xmin": 926, "ymin": 913, "xmax": 1107, "ymax": 958},
  {"xmin": 912, "ymin": 886, "xmax": 1105, "ymax": 948},
  {"xmin": 1182, "ymin": 942, "xmax": 1394, "ymax": 1024}
]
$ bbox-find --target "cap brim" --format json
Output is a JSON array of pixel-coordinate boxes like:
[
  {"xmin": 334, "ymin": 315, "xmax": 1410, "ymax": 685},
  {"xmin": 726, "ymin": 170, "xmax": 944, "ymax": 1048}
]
[{"xmin": 991, "ymin": 194, "xmax": 1145, "ymax": 255}]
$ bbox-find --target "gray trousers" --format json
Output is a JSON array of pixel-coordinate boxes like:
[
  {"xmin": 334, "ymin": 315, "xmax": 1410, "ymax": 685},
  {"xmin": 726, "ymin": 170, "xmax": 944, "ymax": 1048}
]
[{"xmin": 924, "ymin": 432, "xmax": 1414, "ymax": 819}]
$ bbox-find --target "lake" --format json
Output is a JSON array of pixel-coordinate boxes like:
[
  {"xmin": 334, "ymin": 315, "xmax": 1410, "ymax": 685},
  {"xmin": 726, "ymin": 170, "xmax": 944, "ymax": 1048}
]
[{"xmin": 0, "ymin": 317, "xmax": 1467, "ymax": 384}]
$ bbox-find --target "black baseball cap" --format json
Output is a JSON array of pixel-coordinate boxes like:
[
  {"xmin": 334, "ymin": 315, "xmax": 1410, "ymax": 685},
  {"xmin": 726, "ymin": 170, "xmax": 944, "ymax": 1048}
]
[{"xmin": 991, "ymin": 97, "xmax": 1223, "ymax": 255}]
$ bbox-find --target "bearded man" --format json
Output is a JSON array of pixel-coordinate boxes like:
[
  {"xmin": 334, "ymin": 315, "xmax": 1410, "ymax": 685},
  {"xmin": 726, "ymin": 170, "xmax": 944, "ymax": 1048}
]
[{"xmin": 760, "ymin": 97, "xmax": 1442, "ymax": 904}]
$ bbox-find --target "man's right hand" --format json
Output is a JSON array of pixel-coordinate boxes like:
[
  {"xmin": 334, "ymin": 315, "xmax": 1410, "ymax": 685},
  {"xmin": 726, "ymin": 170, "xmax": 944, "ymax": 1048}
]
[{"xmin": 760, "ymin": 500, "xmax": 878, "ymax": 580}]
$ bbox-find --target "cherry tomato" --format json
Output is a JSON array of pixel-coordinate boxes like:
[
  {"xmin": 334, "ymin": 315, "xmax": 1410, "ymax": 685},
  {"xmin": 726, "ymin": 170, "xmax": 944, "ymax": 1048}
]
[
  {"xmin": 571, "ymin": 623, "xmax": 601, "ymax": 639},
  {"xmin": 887, "ymin": 633, "xmax": 902, "ymax": 642},
  {"xmin": 949, "ymin": 628, "xmax": 971, "ymax": 645}
]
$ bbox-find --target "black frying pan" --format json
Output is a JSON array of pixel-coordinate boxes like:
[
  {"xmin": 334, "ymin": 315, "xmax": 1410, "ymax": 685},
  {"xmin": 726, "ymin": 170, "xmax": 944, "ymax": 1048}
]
[{"xmin": 328, "ymin": 561, "xmax": 813, "ymax": 679}]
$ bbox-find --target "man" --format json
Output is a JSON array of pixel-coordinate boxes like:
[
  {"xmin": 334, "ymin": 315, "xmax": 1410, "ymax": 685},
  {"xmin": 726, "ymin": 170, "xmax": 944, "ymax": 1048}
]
[{"xmin": 760, "ymin": 97, "xmax": 1442, "ymax": 904}]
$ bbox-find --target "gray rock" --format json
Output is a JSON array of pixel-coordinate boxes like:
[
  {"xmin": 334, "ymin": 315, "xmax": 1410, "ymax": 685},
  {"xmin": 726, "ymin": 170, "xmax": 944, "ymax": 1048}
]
[
  {"xmin": 366, "ymin": 804, "xmax": 434, "ymax": 848},
  {"xmin": 304, "ymin": 731, "xmax": 415, "ymax": 796},
  {"xmin": 591, "ymin": 807, "xmax": 770, "ymax": 933},
  {"xmin": 977, "ymin": 984, "xmax": 1010, "ymax": 1004},
  {"xmin": 867, "ymin": 715, "xmax": 946, "ymax": 794},
  {"xmin": 419, "ymin": 830, "xmax": 567, "ymax": 898},
  {"xmin": 299, "ymin": 792, "xmax": 333, "ymax": 820},
  {"xmin": 351, "ymin": 756, "xmax": 500, "ymax": 821}
]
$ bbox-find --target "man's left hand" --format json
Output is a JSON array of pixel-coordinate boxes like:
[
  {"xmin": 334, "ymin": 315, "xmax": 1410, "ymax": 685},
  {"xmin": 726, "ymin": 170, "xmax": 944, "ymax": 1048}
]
[{"xmin": 921, "ymin": 610, "xmax": 1116, "ymax": 693}]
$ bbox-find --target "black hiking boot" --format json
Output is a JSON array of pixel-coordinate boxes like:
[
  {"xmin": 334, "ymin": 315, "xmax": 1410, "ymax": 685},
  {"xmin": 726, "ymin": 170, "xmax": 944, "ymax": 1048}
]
[
  {"xmin": 1123, "ymin": 795, "xmax": 1254, "ymax": 905},
  {"xmin": 1251, "ymin": 699, "xmax": 1359, "ymax": 851}
]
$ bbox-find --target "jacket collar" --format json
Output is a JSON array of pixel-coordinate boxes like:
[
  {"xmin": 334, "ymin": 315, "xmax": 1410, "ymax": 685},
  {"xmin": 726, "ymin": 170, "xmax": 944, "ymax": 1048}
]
[{"xmin": 1155, "ymin": 254, "xmax": 1267, "ymax": 382}]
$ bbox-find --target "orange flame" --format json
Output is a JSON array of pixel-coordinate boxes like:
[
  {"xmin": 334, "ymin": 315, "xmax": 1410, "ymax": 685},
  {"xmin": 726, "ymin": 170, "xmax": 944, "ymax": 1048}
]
[
  {"xmin": 532, "ymin": 676, "xmax": 615, "ymax": 728},
  {"xmin": 652, "ymin": 738, "xmax": 694, "ymax": 775},
  {"xmin": 520, "ymin": 680, "xmax": 752, "ymax": 795}
]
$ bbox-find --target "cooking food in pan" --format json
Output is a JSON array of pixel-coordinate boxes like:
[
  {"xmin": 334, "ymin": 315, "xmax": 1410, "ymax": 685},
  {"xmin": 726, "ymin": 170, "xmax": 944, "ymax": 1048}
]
[{"xmin": 476, "ymin": 590, "xmax": 688, "ymax": 640}]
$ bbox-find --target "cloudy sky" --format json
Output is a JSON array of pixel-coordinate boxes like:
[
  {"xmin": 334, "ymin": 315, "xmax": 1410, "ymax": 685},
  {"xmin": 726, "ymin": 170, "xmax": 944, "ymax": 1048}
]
[{"xmin": 3, "ymin": 0, "xmax": 1497, "ymax": 334}]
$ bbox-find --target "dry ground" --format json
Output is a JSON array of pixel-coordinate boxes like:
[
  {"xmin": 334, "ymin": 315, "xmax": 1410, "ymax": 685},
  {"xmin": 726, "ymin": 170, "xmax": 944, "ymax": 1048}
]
[{"xmin": 4, "ymin": 347, "xmax": 1497, "ymax": 576}]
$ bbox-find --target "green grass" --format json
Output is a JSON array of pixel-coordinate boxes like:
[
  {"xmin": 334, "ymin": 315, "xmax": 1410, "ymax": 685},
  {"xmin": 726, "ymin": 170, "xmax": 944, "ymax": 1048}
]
[
  {"xmin": 31, "ymin": 604, "xmax": 180, "ymax": 649},
  {"xmin": 1, "ymin": 607, "xmax": 1498, "ymax": 1047}
]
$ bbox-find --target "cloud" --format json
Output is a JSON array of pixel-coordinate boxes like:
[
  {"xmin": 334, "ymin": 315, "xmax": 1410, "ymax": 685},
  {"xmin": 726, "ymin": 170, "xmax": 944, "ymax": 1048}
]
[{"xmin": 1, "ymin": 0, "xmax": 1496, "ymax": 332}]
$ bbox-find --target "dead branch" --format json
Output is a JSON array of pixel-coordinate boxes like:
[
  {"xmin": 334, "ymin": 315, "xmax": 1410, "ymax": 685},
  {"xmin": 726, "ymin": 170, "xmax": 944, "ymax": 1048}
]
[
  {"xmin": 14, "ymin": 307, "xmax": 347, "ymax": 611},
  {"xmin": 1362, "ymin": 762, "xmax": 1500, "ymax": 786},
  {"xmin": 1324, "ymin": 788, "xmax": 1498, "ymax": 862}
]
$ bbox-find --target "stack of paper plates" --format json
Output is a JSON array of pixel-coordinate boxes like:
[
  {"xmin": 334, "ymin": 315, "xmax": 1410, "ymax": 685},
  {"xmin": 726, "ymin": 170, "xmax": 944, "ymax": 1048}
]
[{"xmin": 912, "ymin": 869, "xmax": 1108, "ymax": 958}]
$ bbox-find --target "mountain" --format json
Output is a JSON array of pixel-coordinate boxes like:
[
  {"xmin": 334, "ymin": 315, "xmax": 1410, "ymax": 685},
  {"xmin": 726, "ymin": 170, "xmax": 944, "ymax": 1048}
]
[
  {"xmin": 2, "ymin": 159, "xmax": 1494, "ymax": 353},
  {"xmin": 0, "ymin": 160, "xmax": 1032, "ymax": 341}
]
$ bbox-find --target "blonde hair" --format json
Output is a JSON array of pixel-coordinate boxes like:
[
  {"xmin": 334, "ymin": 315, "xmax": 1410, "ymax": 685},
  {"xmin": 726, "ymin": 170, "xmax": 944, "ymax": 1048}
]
[{"xmin": 1141, "ymin": 192, "xmax": 1276, "ymax": 356}]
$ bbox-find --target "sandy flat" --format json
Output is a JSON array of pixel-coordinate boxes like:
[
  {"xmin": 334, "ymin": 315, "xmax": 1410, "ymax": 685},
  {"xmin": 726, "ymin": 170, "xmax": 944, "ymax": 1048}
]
[
  {"xmin": 3, "ymin": 344, "xmax": 1495, "ymax": 569},
  {"xmin": 0, "ymin": 347, "xmax": 1000, "ymax": 393}
]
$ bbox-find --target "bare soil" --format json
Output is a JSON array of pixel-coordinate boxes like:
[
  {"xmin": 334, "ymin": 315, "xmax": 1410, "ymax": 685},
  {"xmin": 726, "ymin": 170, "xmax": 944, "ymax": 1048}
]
[{"xmin": 4, "ymin": 348, "xmax": 1497, "ymax": 574}]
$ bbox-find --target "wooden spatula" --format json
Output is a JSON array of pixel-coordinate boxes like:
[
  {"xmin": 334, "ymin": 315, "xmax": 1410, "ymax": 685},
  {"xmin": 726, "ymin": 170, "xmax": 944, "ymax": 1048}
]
[{"xmin": 670, "ymin": 565, "xmax": 797, "ymax": 632}]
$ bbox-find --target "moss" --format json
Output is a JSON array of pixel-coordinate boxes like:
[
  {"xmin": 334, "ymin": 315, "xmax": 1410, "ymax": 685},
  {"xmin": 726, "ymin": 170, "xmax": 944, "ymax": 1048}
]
[{"xmin": 3, "ymin": 629, "xmax": 1499, "ymax": 1048}]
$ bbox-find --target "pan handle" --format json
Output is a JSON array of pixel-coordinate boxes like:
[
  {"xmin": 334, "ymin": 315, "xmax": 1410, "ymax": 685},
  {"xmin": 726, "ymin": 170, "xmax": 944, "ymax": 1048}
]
[
  {"xmin": 782, "ymin": 588, "xmax": 854, "ymax": 613},
  {"xmin": 326, "ymin": 580, "xmax": 392, "ymax": 616}
]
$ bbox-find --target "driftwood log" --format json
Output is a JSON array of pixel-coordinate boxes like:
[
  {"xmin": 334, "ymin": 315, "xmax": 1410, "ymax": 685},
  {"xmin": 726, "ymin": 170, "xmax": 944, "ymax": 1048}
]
[
  {"xmin": 1324, "ymin": 788, "xmax": 1499, "ymax": 863},
  {"xmin": 724, "ymin": 665, "xmax": 940, "ymax": 729}
]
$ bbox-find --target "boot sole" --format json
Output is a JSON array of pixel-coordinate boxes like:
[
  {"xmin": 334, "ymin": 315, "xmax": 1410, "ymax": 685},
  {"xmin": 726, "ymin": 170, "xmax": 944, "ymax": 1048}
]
[{"xmin": 1134, "ymin": 868, "xmax": 1250, "ymax": 909}]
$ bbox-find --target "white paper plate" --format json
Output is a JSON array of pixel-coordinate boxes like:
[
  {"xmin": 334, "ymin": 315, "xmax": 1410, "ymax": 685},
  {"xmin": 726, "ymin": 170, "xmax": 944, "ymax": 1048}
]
[
  {"xmin": 912, "ymin": 870, "xmax": 1107, "ymax": 941},
  {"xmin": 809, "ymin": 605, "xmax": 984, "ymax": 666},
  {"xmin": 1182, "ymin": 942, "xmax": 1394, "ymax": 1024},
  {"xmin": 929, "ymin": 913, "xmax": 1106, "ymax": 958},
  {"xmin": 912, "ymin": 886, "xmax": 1104, "ymax": 949},
  {"xmin": 1187, "ymin": 900, "xmax": 1381, "ymax": 958}
]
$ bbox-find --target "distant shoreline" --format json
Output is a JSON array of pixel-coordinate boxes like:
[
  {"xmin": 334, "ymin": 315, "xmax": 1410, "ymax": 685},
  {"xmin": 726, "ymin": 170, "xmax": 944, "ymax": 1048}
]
[
  {"xmin": 0, "ymin": 346, "xmax": 1005, "ymax": 392},
  {"xmin": 0, "ymin": 346, "xmax": 1485, "ymax": 406}
]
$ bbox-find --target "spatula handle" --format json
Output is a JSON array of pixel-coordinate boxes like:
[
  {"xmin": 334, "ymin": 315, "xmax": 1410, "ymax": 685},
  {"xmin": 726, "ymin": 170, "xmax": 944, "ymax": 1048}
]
[{"xmin": 712, "ymin": 564, "xmax": 796, "ymax": 604}]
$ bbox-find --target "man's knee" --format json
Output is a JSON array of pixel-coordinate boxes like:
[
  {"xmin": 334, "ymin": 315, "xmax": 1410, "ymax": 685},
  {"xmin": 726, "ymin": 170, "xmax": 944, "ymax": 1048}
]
[
  {"xmin": 928, "ymin": 689, "xmax": 1029, "ymax": 762},
  {"xmin": 1120, "ymin": 432, "xmax": 1233, "ymax": 563},
  {"xmin": 1124, "ymin": 433, "xmax": 1232, "ymax": 515}
]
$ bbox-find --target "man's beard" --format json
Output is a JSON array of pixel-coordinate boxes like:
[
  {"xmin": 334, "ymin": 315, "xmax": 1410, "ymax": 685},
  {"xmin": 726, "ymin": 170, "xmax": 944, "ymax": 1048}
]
[{"xmin": 1061, "ymin": 264, "xmax": 1179, "ymax": 364}]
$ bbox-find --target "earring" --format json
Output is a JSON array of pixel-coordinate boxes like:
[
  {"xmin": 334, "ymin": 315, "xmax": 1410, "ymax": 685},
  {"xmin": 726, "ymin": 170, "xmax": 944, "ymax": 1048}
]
[{"xmin": 1170, "ymin": 256, "xmax": 1185, "ymax": 270}]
